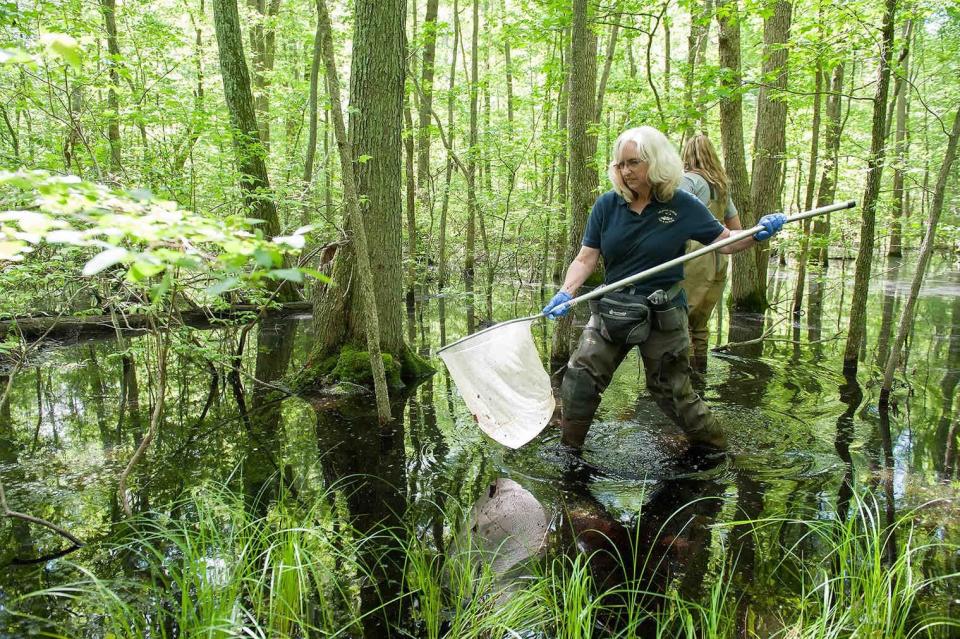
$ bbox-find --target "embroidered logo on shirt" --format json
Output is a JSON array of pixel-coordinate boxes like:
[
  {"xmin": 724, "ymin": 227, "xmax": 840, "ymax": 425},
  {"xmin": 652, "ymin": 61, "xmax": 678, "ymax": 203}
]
[{"xmin": 658, "ymin": 209, "xmax": 678, "ymax": 224}]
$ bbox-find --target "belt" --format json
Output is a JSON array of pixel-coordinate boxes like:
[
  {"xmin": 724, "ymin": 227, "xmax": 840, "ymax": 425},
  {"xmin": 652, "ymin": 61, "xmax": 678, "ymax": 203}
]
[{"xmin": 622, "ymin": 282, "xmax": 683, "ymax": 302}]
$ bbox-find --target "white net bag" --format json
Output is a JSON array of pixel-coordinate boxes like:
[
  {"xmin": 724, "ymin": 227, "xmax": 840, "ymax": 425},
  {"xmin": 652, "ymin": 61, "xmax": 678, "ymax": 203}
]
[{"xmin": 438, "ymin": 317, "xmax": 555, "ymax": 449}]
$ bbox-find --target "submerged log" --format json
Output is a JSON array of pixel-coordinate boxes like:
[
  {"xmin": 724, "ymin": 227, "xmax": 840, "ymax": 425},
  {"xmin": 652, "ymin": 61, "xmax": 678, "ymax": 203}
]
[{"xmin": 0, "ymin": 302, "xmax": 313, "ymax": 342}]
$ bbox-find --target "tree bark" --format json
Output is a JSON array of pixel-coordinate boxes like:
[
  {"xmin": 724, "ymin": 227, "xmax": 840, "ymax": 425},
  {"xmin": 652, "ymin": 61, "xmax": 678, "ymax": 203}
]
[
  {"xmin": 880, "ymin": 105, "xmax": 960, "ymax": 404},
  {"xmin": 595, "ymin": 2, "xmax": 621, "ymax": 121},
  {"xmin": 888, "ymin": 19, "xmax": 913, "ymax": 258},
  {"xmin": 842, "ymin": 0, "xmax": 898, "ymax": 373},
  {"xmin": 211, "ymin": 0, "xmax": 281, "ymax": 238},
  {"xmin": 551, "ymin": 0, "xmax": 598, "ymax": 368},
  {"xmin": 246, "ymin": 0, "xmax": 281, "ymax": 152},
  {"xmin": 303, "ymin": 3, "xmax": 322, "ymax": 190},
  {"xmin": 100, "ymin": 0, "xmax": 122, "ymax": 176},
  {"xmin": 416, "ymin": 0, "xmax": 440, "ymax": 248},
  {"xmin": 683, "ymin": 0, "xmax": 712, "ymax": 140},
  {"xmin": 737, "ymin": 0, "xmax": 792, "ymax": 312},
  {"xmin": 791, "ymin": 62, "xmax": 824, "ymax": 315},
  {"xmin": 465, "ymin": 0, "xmax": 479, "ymax": 331},
  {"xmin": 309, "ymin": 0, "xmax": 394, "ymax": 422},
  {"xmin": 716, "ymin": 0, "xmax": 754, "ymax": 305},
  {"xmin": 812, "ymin": 60, "xmax": 845, "ymax": 265},
  {"xmin": 437, "ymin": 0, "xmax": 459, "ymax": 291}
]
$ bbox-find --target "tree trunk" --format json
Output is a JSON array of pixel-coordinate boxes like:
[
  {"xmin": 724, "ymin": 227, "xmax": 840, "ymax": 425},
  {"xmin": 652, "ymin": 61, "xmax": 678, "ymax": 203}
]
[
  {"xmin": 100, "ymin": 0, "xmax": 122, "ymax": 176},
  {"xmin": 812, "ymin": 60, "xmax": 845, "ymax": 265},
  {"xmin": 842, "ymin": 0, "xmax": 898, "ymax": 373},
  {"xmin": 716, "ymin": 0, "xmax": 754, "ymax": 305},
  {"xmin": 550, "ymin": 0, "xmax": 597, "ymax": 369},
  {"xmin": 595, "ymin": 2, "xmax": 621, "ymax": 121},
  {"xmin": 552, "ymin": 33, "xmax": 570, "ymax": 286},
  {"xmin": 880, "ymin": 105, "xmax": 960, "ymax": 404},
  {"xmin": 791, "ymin": 62, "xmax": 824, "ymax": 315},
  {"xmin": 500, "ymin": 0, "xmax": 514, "ymax": 125},
  {"xmin": 309, "ymin": 0, "xmax": 411, "ymax": 366},
  {"xmin": 416, "ymin": 0, "xmax": 440, "ymax": 244},
  {"xmin": 437, "ymin": 0, "xmax": 459, "ymax": 292},
  {"xmin": 888, "ymin": 19, "xmax": 913, "ymax": 258},
  {"xmin": 211, "ymin": 0, "xmax": 281, "ymax": 237},
  {"xmin": 303, "ymin": 4, "xmax": 322, "ymax": 188},
  {"xmin": 465, "ymin": 0, "xmax": 479, "ymax": 332},
  {"xmin": 308, "ymin": 0, "xmax": 395, "ymax": 422},
  {"xmin": 404, "ymin": 100, "xmax": 417, "ymax": 310},
  {"xmin": 683, "ymin": 0, "xmax": 712, "ymax": 140},
  {"xmin": 737, "ymin": 0, "xmax": 792, "ymax": 312},
  {"xmin": 246, "ymin": 0, "xmax": 281, "ymax": 152}
]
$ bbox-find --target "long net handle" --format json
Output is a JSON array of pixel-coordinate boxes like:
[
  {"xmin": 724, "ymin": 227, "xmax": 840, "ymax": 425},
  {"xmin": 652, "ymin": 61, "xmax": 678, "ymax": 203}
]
[{"xmin": 566, "ymin": 200, "xmax": 857, "ymax": 308}]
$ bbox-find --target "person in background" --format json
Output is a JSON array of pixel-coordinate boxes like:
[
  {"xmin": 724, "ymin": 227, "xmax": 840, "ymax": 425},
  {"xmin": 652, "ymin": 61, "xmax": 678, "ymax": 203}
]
[
  {"xmin": 678, "ymin": 134, "xmax": 742, "ymax": 372},
  {"xmin": 542, "ymin": 126, "xmax": 785, "ymax": 452}
]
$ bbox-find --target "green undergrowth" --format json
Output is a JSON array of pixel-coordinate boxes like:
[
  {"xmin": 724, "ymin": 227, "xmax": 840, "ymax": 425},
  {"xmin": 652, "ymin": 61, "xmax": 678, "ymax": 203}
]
[{"xmin": 8, "ymin": 485, "xmax": 958, "ymax": 638}]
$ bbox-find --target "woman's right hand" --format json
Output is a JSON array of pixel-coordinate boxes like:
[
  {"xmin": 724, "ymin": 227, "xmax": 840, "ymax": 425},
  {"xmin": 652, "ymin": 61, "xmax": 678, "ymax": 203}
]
[{"xmin": 543, "ymin": 291, "xmax": 573, "ymax": 319}]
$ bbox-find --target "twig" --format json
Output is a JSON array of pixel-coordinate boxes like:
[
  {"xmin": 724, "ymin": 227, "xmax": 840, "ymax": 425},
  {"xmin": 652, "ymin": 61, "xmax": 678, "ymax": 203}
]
[{"xmin": 712, "ymin": 317, "xmax": 788, "ymax": 352}]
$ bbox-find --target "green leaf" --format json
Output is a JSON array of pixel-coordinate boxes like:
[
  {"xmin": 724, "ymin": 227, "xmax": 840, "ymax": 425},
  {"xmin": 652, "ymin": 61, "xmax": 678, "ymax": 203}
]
[
  {"xmin": 357, "ymin": 154, "xmax": 373, "ymax": 164},
  {"xmin": 150, "ymin": 272, "xmax": 173, "ymax": 303},
  {"xmin": 206, "ymin": 276, "xmax": 242, "ymax": 296},
  {"xmin": 253, "ymin": 247, "xmax": 280, "ymax": 269},
  {"xmin": 266, "ymin": 268, "xmax": 304, "ymax": 283},
  {"xmin": 41, "ymin": 33, "xmax": 82, "ymax": 68},
  {"xmin": 298, "ymin": 267, "xmax": 332, "ymax": 283},
  {"xmin": 83, "ymin": 247, "xmax": 128, "ymax": 276},
  {"xmin": 127, "ymin": 259, "xmax": 166, "ymax": 282}
]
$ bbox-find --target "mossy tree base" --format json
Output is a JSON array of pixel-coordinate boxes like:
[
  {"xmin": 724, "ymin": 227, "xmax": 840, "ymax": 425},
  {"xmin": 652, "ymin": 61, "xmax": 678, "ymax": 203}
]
[{"xmin": 294, "ymin": 342, "xmax": 435, "ymax": 394}]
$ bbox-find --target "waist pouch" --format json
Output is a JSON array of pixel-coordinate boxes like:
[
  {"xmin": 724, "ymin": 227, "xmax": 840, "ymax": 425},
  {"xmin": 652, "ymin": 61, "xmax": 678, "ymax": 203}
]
[
  {"xmin": 598, "ymin": 292, "xmax": 651, "ymax": 345},
  {"xmin": 652, "ymin": 305, "xmax": 685, "ymax": 331}
]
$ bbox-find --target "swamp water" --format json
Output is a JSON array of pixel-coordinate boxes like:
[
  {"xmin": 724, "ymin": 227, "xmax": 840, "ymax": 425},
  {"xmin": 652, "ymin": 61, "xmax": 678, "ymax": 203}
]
[{"xmin": 0, "ymin": 256, "xmax": 959, "ymax": 637}]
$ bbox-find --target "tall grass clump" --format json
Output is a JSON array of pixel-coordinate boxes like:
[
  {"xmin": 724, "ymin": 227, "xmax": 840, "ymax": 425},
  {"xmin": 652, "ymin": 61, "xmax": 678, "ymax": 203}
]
[
  {"xmin": 12, "ymin": 482, "xmax": 367, "ymax": 638},
  {"xmin": 743, "ymin": 491, "xmax": 960, "ymax": 639}
]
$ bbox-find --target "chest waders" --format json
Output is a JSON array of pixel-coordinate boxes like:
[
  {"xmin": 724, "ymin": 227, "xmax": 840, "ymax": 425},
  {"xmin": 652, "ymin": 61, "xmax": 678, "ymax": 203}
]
[{"xmin": 560, "ymin": 284, "xmax": 727, "ymax": 450}]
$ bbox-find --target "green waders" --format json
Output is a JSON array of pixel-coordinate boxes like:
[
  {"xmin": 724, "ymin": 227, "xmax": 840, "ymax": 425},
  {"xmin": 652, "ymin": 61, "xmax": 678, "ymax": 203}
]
[{"xmin": 559, "ymin": 301, "xmax": 727, "ymax": 450}]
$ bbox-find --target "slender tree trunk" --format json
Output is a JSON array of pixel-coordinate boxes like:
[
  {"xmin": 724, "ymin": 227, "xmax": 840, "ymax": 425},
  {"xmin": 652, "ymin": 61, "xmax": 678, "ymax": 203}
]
[
  {"xmin": 812, "ymin": 60, "xmax": 845, "ymax": 266},
  {"xmin": 310, "ymin": 0, "xmax": 393, "ymax": 422},
  {"xmin": 416, "ymin": 0, "xmax": 440, "ymax": 254},
  {"xmin": 888, "ymin": 19, "xmax": 913, "ymax": 258},
  {"xmin": 551, "ymin": 0, "xmax": 597, "ymax": 369},
  {"xmin": 211, "ymin": 0, "xmax": 281, "ymax": 237},
  {"xmin": 465, "ymin": 0, "xmax": 479, "ymax": 331},
  {"xmin": 683, "ymin": 0, "xmax": 712, "ymax": 140},
  {"xmin": 738, "ymin": 0, "xmax": 792, "ymax": 312},
  {"xmin": 303, "ymin": 6, "xmax": 322, "ymax": 186},
  {"xmin": 716, "ymin": 0, "xmax": 753, "ymax": 302},
  {"xmin": 247, "ymin": 0, "xmax": 281, "ymax": 152},
  {"xmin": 880, "ymin": 105, "xmax": 960, "ymax": 404},
  {"xmin": 552, "ymin": 33, "xmax": 570, "ymax": 286},
  {"xmin": 842, "ymin": 0, "xmax": 898, "ymax": 373},
  {"xmin": 404, "ymin": 100, "xmax": 417, "ymax": 309},
  {"xmin": 100, "ymin": 0, "xmax": 122, "ymax": 176},
  {"xmin": 500, "ymin": 0, "xmax": 514, "ymax": 126},
  {"xmin": 791, "ymin": 62, "xmax": 824, "ymax": 314},
  {"xmin": 595, "ymin": 2, "xmax": 621, "ymax": 121},
  {"xmin": 437, "ymin": 0, "xmax": 459, "ymax": 291}
]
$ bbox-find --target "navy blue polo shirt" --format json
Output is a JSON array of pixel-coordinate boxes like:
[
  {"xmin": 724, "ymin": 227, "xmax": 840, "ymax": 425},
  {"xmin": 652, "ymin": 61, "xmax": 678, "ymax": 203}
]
[{"xmin": 582, "ymin": 189, "xmax": 725, "ymax": 296}]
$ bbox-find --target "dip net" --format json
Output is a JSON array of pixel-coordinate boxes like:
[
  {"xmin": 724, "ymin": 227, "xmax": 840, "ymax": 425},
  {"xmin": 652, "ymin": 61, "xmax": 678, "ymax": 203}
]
[{"xmin": 437, "ymin": 316, "xmax": 555, "ymax": 449}]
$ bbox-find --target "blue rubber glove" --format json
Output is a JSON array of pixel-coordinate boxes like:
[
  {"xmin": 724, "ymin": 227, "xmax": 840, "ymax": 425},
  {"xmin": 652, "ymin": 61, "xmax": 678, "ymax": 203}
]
[
  {"xmin": 542, "ymin": 291, "xmax": 573, "ymax": 319},
  {"xmin": 754, "ymin": 212, "xmax": 787, "ymax": 241}
]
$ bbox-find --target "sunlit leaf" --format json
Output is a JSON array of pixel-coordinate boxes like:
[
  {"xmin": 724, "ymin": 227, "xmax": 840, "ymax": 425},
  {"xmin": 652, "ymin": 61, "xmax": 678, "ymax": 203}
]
[
  {"xmin": 266, "ymin": 268, "xmax": 304, "ymax": 283},
  {"xmin": 82, "ymin": 247, "xmax": 128, "ymax": 276},
  {"xmin": 273, "ymin": 234, "xmax": 306, "ymax": 249},
  {"xmin": 41, "ymin": 33, "xmax": 82, "ymax": 68},
  {"xmin": 206, "ymin": 276, "xmax": 242, "ymax": 296}
]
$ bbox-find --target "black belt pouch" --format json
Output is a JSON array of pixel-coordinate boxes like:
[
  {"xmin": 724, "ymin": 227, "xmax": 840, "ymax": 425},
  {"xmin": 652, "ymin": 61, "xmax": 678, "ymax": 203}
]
[{"xmin": 598, "ymin": 292, "xmax": 651, "ymax": 344}]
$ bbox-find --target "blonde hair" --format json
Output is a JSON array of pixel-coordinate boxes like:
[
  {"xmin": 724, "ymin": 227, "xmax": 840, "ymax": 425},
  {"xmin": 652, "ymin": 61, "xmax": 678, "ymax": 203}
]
[
  {"xmin": 607, "ymin": 126, "xmax": 683, "ymax": 203},
  {"xmin": 681, "ymin": 134, "xmax": 729, "ymax": 204}
]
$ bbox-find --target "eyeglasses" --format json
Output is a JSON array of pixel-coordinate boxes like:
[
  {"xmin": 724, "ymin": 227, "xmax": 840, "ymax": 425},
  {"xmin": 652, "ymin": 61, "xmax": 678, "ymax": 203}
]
[{"xmin": 615, "ymin": 158, "xmax": 645, "ymax": 171}]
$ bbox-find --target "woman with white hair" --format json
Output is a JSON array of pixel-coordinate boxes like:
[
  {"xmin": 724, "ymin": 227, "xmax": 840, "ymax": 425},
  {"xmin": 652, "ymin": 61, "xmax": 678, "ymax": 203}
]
[{"xmin": 542, "ymin": 126, "xmax": 785, "ymax": 451}]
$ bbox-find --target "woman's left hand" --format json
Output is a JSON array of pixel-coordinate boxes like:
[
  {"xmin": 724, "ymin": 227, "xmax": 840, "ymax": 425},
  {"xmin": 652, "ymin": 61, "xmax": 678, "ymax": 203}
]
[{"xmin": 754, "ymin": 213, "xmax": 787, "ymax": 241}]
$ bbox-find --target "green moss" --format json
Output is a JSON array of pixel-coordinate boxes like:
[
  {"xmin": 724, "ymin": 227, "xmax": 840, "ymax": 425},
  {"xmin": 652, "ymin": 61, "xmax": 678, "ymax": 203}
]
[
  {"xmin": 331, "ymin": 345, "xmax": 403, "ymax": 389},
  {"xmin": 400, "ymin": 345, "xmax": 435, "ymax": 382}
]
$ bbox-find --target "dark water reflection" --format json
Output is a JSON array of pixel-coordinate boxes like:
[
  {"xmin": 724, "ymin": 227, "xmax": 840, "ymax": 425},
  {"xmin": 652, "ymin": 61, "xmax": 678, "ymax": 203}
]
[{"xmin": 1, "ymin": 256, "xmax": 959, "ymax": 634}]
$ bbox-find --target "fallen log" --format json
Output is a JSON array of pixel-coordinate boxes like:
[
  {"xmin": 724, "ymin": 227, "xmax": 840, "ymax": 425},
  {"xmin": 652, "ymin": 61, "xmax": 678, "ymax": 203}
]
[{"xmin": 0, "ymin": 301, "xmax": 313, "ymax": 342}]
